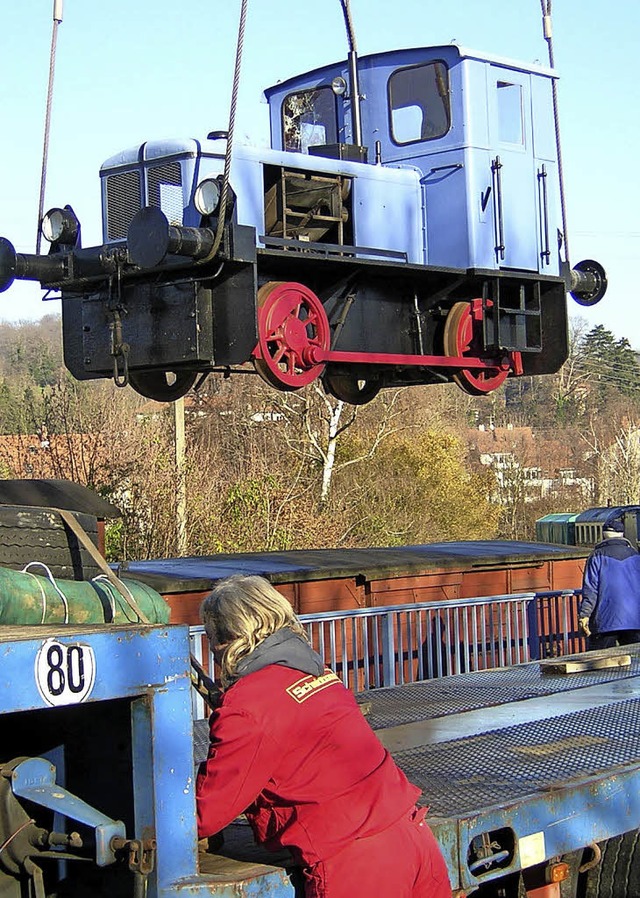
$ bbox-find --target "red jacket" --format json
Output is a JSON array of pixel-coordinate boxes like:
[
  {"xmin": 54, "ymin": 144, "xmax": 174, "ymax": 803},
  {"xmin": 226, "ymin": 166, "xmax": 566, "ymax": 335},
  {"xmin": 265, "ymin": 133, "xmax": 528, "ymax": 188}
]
[{"xmin": 196, "ymin": 664, "xmax": 420, "ymax": 865}]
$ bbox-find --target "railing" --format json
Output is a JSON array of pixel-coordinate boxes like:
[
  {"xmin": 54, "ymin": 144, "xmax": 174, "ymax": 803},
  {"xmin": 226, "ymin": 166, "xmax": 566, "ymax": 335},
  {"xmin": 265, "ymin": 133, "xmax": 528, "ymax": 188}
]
[{"xmin": 189, "ymin": 589, "xmax": 584, "ymax": 719}]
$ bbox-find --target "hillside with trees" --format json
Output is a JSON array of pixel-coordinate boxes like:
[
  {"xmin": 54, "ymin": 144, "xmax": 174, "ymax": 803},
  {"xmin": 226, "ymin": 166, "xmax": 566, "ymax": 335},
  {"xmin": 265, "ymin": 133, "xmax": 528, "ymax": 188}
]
[{"xmin": 0, "ymin": 314, "xmax": 639, "ymax": 561}]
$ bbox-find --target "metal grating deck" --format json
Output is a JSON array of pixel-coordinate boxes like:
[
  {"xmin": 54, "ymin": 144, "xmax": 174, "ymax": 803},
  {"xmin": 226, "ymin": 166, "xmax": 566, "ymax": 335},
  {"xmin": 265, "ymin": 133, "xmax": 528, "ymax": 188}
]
[
  {"xmin": 360, "ymin": 646, "xmax": 640, "ymax": 729},
  {"xmin": 193, "ymin": 649, "xmax": 640, "ymax": 826},
  {"xmin": 401, "ymin": 696, "xmax": 640, "ymax": 817},
  {"xmin": 192, "ymin": 650, "xmax": 640, "ymax": 893}
]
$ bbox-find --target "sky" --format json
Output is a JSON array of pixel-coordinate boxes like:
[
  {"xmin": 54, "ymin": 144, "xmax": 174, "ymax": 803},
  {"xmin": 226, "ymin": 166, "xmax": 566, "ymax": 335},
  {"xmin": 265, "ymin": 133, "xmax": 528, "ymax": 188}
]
[{"xmin": 0, "ymin": 0, "xmax": 637, "ymax": 347}]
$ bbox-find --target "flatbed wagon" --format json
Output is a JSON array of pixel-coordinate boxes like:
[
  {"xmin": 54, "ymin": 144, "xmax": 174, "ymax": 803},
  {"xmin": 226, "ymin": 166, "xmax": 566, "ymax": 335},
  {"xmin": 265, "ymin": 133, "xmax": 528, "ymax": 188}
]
[
  {"xmin": 194, "ymin": 642, "xmax": 640, "ymax": 896},
  {"xmin": 2, "ymin": 624, "xmax": 639, "ymax": 898}
]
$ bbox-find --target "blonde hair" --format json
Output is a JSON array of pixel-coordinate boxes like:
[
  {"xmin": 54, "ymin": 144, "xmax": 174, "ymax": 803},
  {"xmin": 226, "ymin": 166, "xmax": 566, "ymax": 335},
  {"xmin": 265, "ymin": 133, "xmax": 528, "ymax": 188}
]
[{"xmin": 201, "ymin": 574, "xmax": 307, "ymax": 686}]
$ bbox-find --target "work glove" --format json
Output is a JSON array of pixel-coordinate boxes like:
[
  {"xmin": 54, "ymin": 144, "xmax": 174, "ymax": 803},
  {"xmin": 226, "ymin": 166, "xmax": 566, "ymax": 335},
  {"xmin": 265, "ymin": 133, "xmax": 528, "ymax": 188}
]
[{"xmin": 579, "ymin": 616, "xmax": 591, "ymax": 637}]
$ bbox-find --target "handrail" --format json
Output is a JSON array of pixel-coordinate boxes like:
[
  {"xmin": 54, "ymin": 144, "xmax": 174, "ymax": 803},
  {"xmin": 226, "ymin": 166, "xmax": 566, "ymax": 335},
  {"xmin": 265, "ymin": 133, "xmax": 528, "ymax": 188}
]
[{"xmin": 189, "ymin": 588, "xmax": 584, "ymax": 719}]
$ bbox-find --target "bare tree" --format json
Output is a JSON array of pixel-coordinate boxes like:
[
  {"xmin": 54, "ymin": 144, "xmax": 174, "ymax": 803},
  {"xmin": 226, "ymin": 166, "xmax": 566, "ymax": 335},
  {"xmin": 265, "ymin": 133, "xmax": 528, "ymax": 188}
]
[
  {"xmin": 276, "ymin": 383, "xmax": 404, "ymax": 504},
  {"xmin": 583, "ymin": 420, "xmax": 640, "ymax": 506},
  {"xmin": 552, "ymin": 316, "xmax": 592, "ymax": 418}
]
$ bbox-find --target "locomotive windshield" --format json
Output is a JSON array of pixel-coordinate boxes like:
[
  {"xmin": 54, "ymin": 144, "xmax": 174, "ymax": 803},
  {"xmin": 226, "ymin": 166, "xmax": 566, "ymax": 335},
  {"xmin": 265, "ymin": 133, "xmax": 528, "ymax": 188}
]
[
  {"xmin": 282, "ymin": 87, "xmax": 338, "ymax": 152},
  {"xmin": 388, "ymin": 61, "xmax": 450, "ymax": 144}
]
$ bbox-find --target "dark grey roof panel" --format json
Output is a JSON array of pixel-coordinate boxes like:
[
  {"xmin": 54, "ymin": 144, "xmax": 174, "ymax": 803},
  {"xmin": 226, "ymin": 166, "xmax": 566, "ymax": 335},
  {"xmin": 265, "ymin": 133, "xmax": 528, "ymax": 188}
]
[
  {"xmin": 119, "ymin": 540, "xmax": 588, "ymax": 593},
  {"xmin": 0, "ymin": 479, "xmax": 121, "ymax": 518}
]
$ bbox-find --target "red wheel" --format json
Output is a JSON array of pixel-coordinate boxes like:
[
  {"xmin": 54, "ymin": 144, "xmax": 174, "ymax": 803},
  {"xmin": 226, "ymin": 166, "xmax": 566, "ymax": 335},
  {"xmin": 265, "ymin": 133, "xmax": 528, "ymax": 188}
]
[
  {"xmin": 443, "ymin": 301, "xmax": 509, "ymax": 395},
  {"xmin": 253, "ymin": 281, "xmax": 330, "ymax": 391}
]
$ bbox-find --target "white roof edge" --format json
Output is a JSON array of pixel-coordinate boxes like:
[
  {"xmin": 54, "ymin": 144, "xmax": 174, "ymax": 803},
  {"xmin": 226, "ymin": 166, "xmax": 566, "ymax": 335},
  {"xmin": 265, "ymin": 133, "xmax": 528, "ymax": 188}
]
[
  {"xmin": 265, "ymin": 44, "xmax": 557, "ymax": 96},
  {"xmin": 449, "ymin": 43, "xmax": 556, "ymax": 77}
]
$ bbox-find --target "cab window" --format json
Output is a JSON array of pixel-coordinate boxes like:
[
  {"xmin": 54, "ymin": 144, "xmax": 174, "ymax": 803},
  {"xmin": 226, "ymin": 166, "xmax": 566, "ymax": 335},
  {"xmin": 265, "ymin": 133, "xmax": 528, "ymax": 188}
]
[
  {"xmin": 497, "ymin": 81, "xmax": 524, "ymax": 144},
  {"xmin": 282, "ymin": 87, "xmax": 338, "ymax": 153},
  {"xmin": 389, "ymin": 62, "xmax": 450, "ymax": 145}
]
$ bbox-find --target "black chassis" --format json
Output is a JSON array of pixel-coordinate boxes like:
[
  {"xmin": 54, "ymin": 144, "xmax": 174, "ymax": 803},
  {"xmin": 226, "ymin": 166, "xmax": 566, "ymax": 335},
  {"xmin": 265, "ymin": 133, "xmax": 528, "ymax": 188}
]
[{"xmin": 53, "ymin": 221, "xmax": 568, "ymax": 392}]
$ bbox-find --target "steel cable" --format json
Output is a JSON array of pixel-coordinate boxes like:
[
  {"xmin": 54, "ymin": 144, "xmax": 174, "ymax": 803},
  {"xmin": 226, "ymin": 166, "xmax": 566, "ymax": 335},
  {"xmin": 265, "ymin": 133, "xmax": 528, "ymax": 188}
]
[
  {"xmin": 539, "ymin": 0, "xmax": 571, "ymax": 264},
  {"xmin": 204, "ymin": 0, "xmax": 248, "ymax": 263},
  {"xmin": 339, "ymin": 0, "xmax": 357, "ymax": 52},
  {"xmin": 36, "ymin": 2, "xmax": 63, "ymax": 255}
]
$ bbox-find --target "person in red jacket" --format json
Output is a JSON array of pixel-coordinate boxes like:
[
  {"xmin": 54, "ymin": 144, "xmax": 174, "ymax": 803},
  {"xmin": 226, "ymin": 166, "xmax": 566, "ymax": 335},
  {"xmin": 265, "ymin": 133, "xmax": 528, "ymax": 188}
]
[{"xmin": 196, "ymin": 573, "xmax": 451, "ymax": 898}]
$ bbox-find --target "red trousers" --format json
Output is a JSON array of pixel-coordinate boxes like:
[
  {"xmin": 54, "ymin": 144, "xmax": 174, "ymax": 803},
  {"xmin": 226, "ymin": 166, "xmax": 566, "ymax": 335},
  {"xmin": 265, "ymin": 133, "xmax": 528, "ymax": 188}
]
[{"xmin": 302, "ymin": 808, "xmax": 452, "ymax": 898}]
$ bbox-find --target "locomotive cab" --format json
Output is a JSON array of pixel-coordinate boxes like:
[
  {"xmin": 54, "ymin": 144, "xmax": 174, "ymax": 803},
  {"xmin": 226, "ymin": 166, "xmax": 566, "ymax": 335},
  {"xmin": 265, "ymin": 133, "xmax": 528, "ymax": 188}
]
[{"xmin": 265, "ymin": 44, "xmax": 561, "ymax": 275}]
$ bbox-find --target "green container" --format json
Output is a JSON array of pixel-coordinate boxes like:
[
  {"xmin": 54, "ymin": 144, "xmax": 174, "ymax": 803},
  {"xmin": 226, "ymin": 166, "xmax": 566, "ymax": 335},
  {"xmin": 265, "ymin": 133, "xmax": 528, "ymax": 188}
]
[{"xmin": 0, "ymin": 566, "xmax": 170, "ymax": 625}]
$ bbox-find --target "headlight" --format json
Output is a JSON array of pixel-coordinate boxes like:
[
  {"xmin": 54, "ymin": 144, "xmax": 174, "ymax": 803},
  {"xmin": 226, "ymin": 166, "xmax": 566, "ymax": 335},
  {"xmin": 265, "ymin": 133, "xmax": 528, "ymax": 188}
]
[
  {"xmin": 194, "ymin": 178, "xmax": 222, "ymax": 216},
  {"xmin": 331, "ymin": 76, "xmax": 348, "ymax": 97},
  {"xmin": 41, "ymin": 206, "xmax": 80, "ymax": 245}
]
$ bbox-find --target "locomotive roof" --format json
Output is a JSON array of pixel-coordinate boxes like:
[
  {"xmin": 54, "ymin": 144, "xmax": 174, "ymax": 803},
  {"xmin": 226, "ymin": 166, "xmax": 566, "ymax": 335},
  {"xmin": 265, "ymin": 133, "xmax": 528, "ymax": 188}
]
[
  {"xmin": 575, "ymin": 505, "xmax": 640, "ymax": 524},
  {"xmin": 119, "ymin": 540, "xmax": 588, "ymax": 594},
  {"xmin": 264, "ymin": 43, "xmax": 556, "ymax": 99}
]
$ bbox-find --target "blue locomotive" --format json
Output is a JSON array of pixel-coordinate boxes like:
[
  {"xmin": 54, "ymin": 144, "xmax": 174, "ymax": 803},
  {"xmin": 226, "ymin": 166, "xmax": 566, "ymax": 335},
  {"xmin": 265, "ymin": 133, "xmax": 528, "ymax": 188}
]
[{"xmin": 0, "ymin": 42, "xmax": 606, "ymax": 402}]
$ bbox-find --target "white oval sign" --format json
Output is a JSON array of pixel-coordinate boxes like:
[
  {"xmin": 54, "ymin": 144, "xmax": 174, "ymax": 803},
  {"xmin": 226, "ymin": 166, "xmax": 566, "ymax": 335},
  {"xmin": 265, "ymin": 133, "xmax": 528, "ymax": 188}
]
[{"xmin": 35, "ymin": 639, "xmax": 96, "ymax": 707}]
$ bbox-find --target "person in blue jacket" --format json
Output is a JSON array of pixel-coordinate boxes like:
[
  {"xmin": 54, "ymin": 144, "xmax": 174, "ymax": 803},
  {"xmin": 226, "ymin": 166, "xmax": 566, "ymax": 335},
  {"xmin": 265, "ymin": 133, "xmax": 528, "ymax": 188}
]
[{"xmin": 579, "ymin": 519, "xmax": 640, "ymax": 649}]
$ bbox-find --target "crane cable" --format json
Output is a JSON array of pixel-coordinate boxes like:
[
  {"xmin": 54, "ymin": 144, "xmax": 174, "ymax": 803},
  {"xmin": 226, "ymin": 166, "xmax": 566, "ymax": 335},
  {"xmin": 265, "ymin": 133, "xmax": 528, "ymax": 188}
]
[
  {"xmin": 539, "ymin": 0, "xmax": 570, "ymax": 265},
  {"xmin": 338, "ymin": 0, "xmax": 364, "ymax": 145},
  {"xmin": 202, "ymin": 0, "xmax": 248, "ymax": 263},
  {"xmin": 36, "ymin": 0, "xmax": 63, "ymax": 256},
  {"xmin": 339, "ymin": 0, "xmax": 357, "ymax": 52}
]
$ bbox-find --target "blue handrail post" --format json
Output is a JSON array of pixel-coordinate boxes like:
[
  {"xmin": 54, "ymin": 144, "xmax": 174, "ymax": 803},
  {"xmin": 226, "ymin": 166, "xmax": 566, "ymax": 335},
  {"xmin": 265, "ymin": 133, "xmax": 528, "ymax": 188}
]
[
  {"xmin": 526, "ymin": 595, "xmax": 540, "ymax": 661},
  {"xmin": 381, "ymin": 612, "xmax": 396, "ymax": 687}
]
